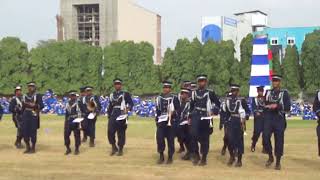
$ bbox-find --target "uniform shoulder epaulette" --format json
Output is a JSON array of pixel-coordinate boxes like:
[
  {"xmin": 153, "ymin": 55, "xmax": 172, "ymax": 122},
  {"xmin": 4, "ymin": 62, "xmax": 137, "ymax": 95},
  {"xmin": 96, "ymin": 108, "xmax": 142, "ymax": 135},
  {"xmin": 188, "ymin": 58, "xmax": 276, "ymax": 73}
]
[
  {"xmin": 207, "ymin": 89, "xmax": 214, "ymax": 92},
  {"xmin": 280, "ymin": 89, "xmax": 289, "ymax": 93}
]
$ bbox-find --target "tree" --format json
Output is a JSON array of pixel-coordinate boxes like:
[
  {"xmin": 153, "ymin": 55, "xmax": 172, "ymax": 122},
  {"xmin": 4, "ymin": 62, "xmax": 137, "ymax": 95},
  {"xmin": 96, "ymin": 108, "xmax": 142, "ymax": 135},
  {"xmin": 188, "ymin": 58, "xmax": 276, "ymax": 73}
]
[
  {"xmin": 301, "ymin": 30, "xmax": 320, "ymax": 96},
  {"xmin": 29, "ymin": 40, "xmax": 102, "ymax": 95},
  {"xmin": 239, "ymin": 34, "xmax": 253, "ymax": 96},
  {"xmin": 282, "ymin": 46, "xmax": 301, "ymax": 97},
  {"xmin": 272, "ymin": 52, "xmax": 282, "ymax": 75},
  {"xmin": 0, "ymin": 37, "xmax": 29, "ymax": 94}
]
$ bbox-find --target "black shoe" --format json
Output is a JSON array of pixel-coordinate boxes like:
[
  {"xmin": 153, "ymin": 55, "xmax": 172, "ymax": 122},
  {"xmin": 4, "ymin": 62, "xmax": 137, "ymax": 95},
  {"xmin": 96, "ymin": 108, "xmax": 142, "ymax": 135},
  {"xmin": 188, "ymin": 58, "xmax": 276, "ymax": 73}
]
[
  {"xmin": 29, "ymin": 147, "xmax": 36, "ymax": 154},
  {"xmin": 227, "ymin": 156, "xmax": 235, "ymax": 167},
  {"xmin": 275, "ymin": 163, "xmax": 281, "ymax": 170},
  {"xmin": 192, "ymin": 153, "xmax": 200, "ymax": 166},
  {"xmin": 15, "ymin": 142, "xmax": 23, "ymax": 149},
  {"xmin": 117, "ymin": 149, "xmax": 123, "ymax": 156},
  {"xmin": 265, "ymin": 155, "xmax": 274, "ymax": 167},
  {"xmin": 235, "ymin": 161, "xmax": 242, "ymax": 167},
  {"xmin": 74, "ymin": 149, "xmax": 80, "ymax": 155},
  {"xmin": 82, "ymin": 136, "xmax": 87, "ymax": 143},
  {"xmin": 199, "ymin": 157, "xmax": 207, "ymax": 166},
  {"xmin": 251, "ymin": 145, "xmax": 256, "ymax": 152},
  {"xmin": 23, "ymin": 148, "xmax": 31, "ymax": 154},
  {"xmin": 182, "ymin": 152, "xmax": 191, "ymax": 161},
  {"xmin": 65, "ymin": 148, "xmax": 72, "ymax": 155},
  {"xmin": 177, "ymin": 147, "xmax": 185, "ymax": 154},
  {"xmin": 89, "ymin": 140, "xmax": 95, "ymax": 147},
  {"xmin": 262, "ymin": 148, "xmax": 268, "ymax": 154},
  {"xmin": 166, "ymin": 156, "xmax": 173, "ymax": 164},
  {"xmin": 221, "ymin": 147, "xmax": 227, "ymax": 156},
  {"xmin": 110, "ymin": 145, "xmax": 119, "ymax": 156},
  {"xmin": 157, "ymin": 153, "xmax": 165, "ymax": 164}
]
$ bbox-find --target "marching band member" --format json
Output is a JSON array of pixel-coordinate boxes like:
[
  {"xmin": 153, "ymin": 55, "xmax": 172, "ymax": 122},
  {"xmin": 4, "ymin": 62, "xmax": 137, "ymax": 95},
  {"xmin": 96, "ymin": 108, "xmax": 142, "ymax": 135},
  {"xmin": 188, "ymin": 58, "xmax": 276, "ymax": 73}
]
[
  {"xmin": 107, "ymin": 79, "xmax": 133, "ymax": 156},
  {"xmin": 21, "ymin": 82, "xmax": 44, "ymax": 154},
  {"xmin": 155, "ymin": 81, "xmax": 180, "ymax": 164},
  {"xmin": 64, "ymin": 91, "xmax": 82, "ymax": 155},
  {"xmin": 189, "ymin": 75, "xmax": 220, "ymax": 166},
  {"xmin": 9, "ymin": 86, "xmax": 24, "ymax": 149}
]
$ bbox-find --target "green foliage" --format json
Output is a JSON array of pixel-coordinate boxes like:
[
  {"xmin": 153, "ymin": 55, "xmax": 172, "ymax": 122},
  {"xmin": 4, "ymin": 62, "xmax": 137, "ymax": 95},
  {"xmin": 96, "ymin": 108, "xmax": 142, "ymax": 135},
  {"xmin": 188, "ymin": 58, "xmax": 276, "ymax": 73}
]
[
  {"xmin": 0, "ymin": 37, "xmax": 29, "ymax": 94},
  {"xmin": 239, "ymin": 34, "xmax": 253, "ymax": 96},
  {"xmin": 103, "ymin": 41, "xmax": 159, "ymax": 95},
  {"xmin": 301, "ymin": 30, "xmax": 320, "ymax": 96},
  {"xmin": 282, "ymin": 46, "xmax": 301, "ymax": 97},
  {"xmin": 272, "ymin": 52, "xmax": 282, "ymax": 75}
]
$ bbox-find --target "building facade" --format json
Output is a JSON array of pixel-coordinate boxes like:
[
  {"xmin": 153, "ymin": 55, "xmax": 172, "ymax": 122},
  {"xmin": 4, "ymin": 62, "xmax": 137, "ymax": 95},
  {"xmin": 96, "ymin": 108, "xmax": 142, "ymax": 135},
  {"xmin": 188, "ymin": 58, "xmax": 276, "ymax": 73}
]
[
  {"xmin": 58, "ymin": 0, "xmax": 162, "ymax": 64},
  {"xmin": 202, "ymin": 10, "xmax": 268, "ymax": 60}
]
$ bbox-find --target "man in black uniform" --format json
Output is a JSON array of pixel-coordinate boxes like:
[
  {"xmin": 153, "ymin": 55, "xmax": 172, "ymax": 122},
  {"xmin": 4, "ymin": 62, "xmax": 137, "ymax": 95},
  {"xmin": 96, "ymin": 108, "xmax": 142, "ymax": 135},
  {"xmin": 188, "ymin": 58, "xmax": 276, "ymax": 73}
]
[
  {"xmin": 155, "ymin": 81, "xmax": 180, "ymax": 164},
  {"xmin": 78, "ymin": 87, "xmax": 88, "ymax": 142},
  {"xmin": 107, "ymin": 79, "xmax": 134, "ymax": 156},
  {"xmin": 263, "ymin": 75, "xmax": 291, "ymax": 170},
  {"xmin": 176, "ymin": 81, "xmax": 192, "ymax": 154},
  {"xmin": 21, "ymin": 82, "xmax": 44, "ymax": 154},
  {"xmin": 220, "ymin": 92, "xmax": 232, "ymax": 156},
  {"xmin": 178, "ymin": 88, "xmax": 192, "ymax": 160},
  {"xmin": 312, "ymin": 90, "xmax": 320, "ymax": 157},
  {"xmin": 84, "ymin": 86, "xmax": 101, "ymax": 147},
  {"xmin": 251, "ymin": 86, "xmax": 266, "ymax": 153},
  {"xmin": 64, "ymin": 91, "xmax": 82, "ymax": 155},
  {"xmin": 222, "ymin": 84, "xmax": 248, "ymax": 167},
  {"xmin": 9, "ymin": 86, "xmax": 24, "ymax": 149},
  {"xmin": 189, "ymin": 75, "xmax": 220, "ymax": 166}
]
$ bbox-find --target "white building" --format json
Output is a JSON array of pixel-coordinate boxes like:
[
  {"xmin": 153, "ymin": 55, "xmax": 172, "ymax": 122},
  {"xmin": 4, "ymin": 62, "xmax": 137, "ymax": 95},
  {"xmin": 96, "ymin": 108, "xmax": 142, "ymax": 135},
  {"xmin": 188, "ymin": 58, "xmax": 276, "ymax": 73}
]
[{"xmin": 202, "ymin": 10, "xmax": 268, "ymax": 60}]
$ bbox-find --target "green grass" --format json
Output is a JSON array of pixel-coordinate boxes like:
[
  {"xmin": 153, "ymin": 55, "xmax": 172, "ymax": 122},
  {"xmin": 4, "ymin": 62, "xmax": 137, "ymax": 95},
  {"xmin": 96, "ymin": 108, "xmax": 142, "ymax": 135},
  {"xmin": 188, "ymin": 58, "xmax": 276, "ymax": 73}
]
[{"xmin": 0, "ymin": 115, "xmax": 319, "ymax": 180}]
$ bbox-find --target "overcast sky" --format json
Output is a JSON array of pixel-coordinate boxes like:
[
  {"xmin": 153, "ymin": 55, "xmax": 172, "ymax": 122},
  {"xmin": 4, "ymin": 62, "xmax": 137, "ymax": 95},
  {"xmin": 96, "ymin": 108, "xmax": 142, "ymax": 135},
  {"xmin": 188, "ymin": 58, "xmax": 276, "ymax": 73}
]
[{"xmin": 0, "ymin": 0, "xmax": 319, "ymax": 49}]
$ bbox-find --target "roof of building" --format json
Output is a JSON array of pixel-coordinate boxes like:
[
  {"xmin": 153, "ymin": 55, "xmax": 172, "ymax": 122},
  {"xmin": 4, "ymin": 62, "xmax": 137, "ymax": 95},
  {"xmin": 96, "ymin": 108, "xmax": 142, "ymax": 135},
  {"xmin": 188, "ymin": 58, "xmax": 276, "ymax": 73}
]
[{"xmin": 234, "ymin": 10, "xmax": 268, "ymax": 16}]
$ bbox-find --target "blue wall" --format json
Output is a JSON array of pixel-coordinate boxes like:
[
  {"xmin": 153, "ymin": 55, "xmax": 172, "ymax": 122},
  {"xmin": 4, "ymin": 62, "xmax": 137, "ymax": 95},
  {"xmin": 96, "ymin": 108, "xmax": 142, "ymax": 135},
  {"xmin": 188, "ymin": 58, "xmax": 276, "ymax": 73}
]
[{"xmin": 257, "ymin": 26, "xmax": 320, "ymax": 53}]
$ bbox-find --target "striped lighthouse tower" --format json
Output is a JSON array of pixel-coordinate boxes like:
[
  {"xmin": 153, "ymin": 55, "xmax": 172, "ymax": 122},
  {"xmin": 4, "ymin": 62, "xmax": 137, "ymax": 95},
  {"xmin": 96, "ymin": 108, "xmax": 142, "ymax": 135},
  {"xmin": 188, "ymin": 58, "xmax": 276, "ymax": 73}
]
[{"xmin": 249, "ymin": 35, "xmax": 271, "ymax": 97}]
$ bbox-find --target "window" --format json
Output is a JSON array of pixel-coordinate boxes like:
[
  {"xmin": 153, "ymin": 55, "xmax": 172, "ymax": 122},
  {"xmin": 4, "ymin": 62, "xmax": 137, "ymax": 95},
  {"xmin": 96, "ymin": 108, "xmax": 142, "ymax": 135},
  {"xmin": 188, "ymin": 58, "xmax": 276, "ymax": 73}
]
[
  {"xmin": 270, "ymin": 37, "xmax": 279, "ymax": 45},
  {"xmin": 287, "ymin": 37, "xmax": 295, "ymax": 46}
]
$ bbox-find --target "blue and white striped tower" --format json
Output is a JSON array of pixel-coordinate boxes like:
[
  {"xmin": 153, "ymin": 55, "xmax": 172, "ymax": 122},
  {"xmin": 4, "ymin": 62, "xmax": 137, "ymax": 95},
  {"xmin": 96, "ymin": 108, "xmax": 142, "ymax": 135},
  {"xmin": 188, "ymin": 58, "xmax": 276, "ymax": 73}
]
[{"xmin": 249, "ymin": 36, "xmax": 271, "ymax": 97}]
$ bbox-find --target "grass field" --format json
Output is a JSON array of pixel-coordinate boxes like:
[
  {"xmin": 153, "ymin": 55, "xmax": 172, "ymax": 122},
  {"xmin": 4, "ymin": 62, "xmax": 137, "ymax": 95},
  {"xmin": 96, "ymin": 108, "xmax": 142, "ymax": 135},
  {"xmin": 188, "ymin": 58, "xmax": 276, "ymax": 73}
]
[{"xmin": 0, "ymin": 115, "xmax": 319, "ymax": 180}]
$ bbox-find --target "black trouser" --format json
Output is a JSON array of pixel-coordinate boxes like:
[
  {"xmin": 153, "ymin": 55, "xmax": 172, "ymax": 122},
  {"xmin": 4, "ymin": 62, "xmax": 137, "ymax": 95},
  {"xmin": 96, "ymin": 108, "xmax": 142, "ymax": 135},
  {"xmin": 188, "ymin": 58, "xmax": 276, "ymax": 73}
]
[
  {"xmin": 317, "ymin": 123, "xmax": 320, "ymax": 155},
  {"xmin": 252, "ymin": 114, "xmax": 264, "ymax": 146},
  {"xmin": 22, "ymin": 111, "xmax": 38, "ymax": 147},
  {"xmin": 87, "ymin": 118, "xmax": 97, "ymax": 140},
  {"xmin": 64, "ymin": 120, "xmax": 81, "ymax": 148},
  {"xmin": 223, "ymin": 126, "xmax": 229, "ymax": 148},
  {"xmin": 108, "ymin": 117, "xmax": 127, "ymax": 149},
  {"xmin": 178, "ymin": 124, "xmax": 191, "ymax": 152},
  {"xmin": 156, "ymin": 123, "xmax": 175, "ymax": 156},
  {"xmin": 263, "ymin": 112, "xmax": 286, "ymax": 157},
  {"xmin": 81, "ymin": 119, "xmax": 88, "ymax": 138},
  {"xmin": 190, "ymin": 111, "xmax": 211, "ymax": 157},
  {"xmin": 226, "ymin": 117, "xmax": 244, "ymax": 156},
  {"xmin": 13, "ymin": 114, "xmax": 23, "ymax": 142}
]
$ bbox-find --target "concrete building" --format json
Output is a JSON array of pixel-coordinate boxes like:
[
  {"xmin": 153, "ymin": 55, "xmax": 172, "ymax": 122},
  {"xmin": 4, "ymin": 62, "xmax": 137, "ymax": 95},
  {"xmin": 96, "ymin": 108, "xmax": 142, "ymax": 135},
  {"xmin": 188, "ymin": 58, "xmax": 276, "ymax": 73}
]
[
  {"xmin": 202, "ymin": 10, "xmax": 268, "ymax": 60},
  {"xmin": 58, "ymin": 0, "xmax": 162, "ymax": 64}
]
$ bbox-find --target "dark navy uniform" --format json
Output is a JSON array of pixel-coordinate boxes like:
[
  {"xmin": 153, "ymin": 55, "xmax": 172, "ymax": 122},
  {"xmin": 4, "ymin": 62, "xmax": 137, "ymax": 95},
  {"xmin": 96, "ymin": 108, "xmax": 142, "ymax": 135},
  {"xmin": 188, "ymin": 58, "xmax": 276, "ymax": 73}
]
[
  {"xmin": 251, "ymin": 93, "xmax": 266, "ymax": 152},
  {"xmin": 189, "ymin": 85, "xmax": 220, "ymax": 166},
  {"xmin": 21, "ymin": 83, "xmax": 44, "ymax": 154},
  {"xmin": 220, "ymin": 92, "xmax": 232, "ymax": 156},
  {"xmin": 0, "ymin": 103, "xmax": 3, "ymax": 121},
  {"xmin": 263, "ymin": 76, "xmax": 291, "ymax": 170},
  {"xmin": 223, "ymin": 94, "xmax": 247, "ymax": 167},
  {"xmin": 78, "ymin": 87, "xmax": 88, "ymax": 142},
  {"xmin": 9, "ymin": 92, "xmax": 24, "ymax": 148},
  {"xmin": 107, "ymin": 89, "xmax": 133, "ymax": 156},
  {"xmin": 312, "ymin": 91, "xmax": 320, "ymax": 157},
  {"xmin": 177, "ymin": 88, "xmax": 192, "ymax": 160},
  {"xmin": 84, "ymin": 86, "xmax": 101, "ymax": 147},
  {"xmin": 155, "ymin": 81, "xmax": 180, "ymax": 164},
  {"xmin": 64, "ymin": 91, "xmax": 82, "ymax": 155}
]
